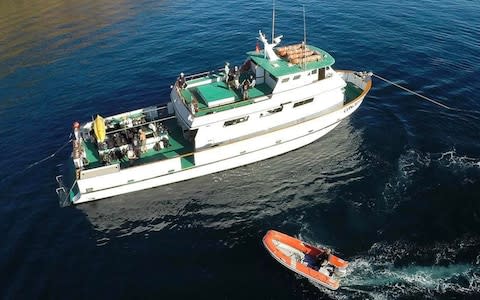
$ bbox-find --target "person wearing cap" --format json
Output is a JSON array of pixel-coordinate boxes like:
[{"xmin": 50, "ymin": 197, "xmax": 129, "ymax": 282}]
[
  {"xmin": 177, "ymin": 72, "xmax": 187, "ymax": 89},
  {"xmin": 233, "ymin": 66, "xmax": 240, "ymax": 89}
]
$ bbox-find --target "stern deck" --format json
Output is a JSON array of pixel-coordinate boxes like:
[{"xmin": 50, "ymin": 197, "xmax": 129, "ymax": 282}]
[{"xmin": 82, "ymin": 118, "xmax": 193, "ymax": 170}]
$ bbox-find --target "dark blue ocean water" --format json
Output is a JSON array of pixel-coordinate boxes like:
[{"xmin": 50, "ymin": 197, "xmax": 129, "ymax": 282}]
[{"xmin": 1, "ymin": 0, "xmax": 479, "ymax": 298}]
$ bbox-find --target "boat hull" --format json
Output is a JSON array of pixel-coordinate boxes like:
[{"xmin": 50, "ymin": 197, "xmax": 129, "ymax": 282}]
[
  {"xmin": 73, "ymin": 116, "xmax": 341, "ymax": 204},
  {"xmin": 68, "ymin": 71, "xmax": 371, "ymax": 204}
]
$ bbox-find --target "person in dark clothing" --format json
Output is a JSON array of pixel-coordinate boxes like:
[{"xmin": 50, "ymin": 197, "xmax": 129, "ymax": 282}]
[
  {"xmin": 316, "ymin": 249, "xmax": 331, "ymax": 267},
  {"xmin": 177, "ymin": 72, "xmax": 187, "ymax": 89},
  {"xmin": 227, "ymin": 67, "xmax": 236, "ymax": 89}
]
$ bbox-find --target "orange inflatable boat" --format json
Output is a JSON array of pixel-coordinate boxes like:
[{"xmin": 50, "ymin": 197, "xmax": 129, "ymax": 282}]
[{"xmin": 262, "ymin": 230, "xmax": 349, "ymax": 290}]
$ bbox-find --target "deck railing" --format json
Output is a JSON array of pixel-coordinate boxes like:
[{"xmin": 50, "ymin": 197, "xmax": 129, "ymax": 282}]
[
  {"xmin": 104, "ymin": 115, "xmax": 176, "ymax": 136},
  {"xmin": 183, "ymin": 67, "xmax": 225, "ymax": 81},
  {"xmin": 174, "ymin": 67, "xmax": 277, "ymax": 116},
  {"xmin": 173, "ymin": 69, "xmax": 226, "ymax": 115}
]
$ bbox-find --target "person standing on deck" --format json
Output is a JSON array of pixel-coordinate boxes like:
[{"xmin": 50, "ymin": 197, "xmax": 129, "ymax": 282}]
[
  {"xmin": 233, "ymin": 66, "xmax": 240, "ymax": 89},
  {"xmin": 139, "ymin": 129, "xmax": 147, "ymax": 153},
  {"xmin": 177, "ymin": 72, "xmax": 187, "ymax": 89},
  {"xmin": 242, "ymin": 77, "xmax": 251, "ymax": 100},
  {"xmin": 249, "ymin": 74, "xmax": 256, "ymax": 88},
  {"xmin": 224, "ymin": 62, "xmax": 230, "ymax": 84},
  {"xmin": 227, "ymin": 66, "xmax": 236, "ymax": 89}
]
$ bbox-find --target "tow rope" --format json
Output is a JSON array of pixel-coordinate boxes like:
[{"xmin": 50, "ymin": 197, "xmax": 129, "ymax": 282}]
[{"xmin": 372, "ymin": 73, "xmax": 480, "ymax": 115}]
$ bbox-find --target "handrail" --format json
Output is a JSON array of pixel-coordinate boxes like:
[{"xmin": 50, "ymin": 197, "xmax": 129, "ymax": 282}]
[
  {"xmin": 183, "ymin": 67, "xmax": 226, "ymax": 81},
  {"xmin": 103, "ymin": 115, "xmax": 176, "ymax": 135},
  {"xmin": 174, "ymin": 67, "xmax": 227, "ymax": 109},
  {"xmin": 336, "ymin": 70, "xmax": 372, "ymax": 108},
  {"xmin": 174, "ymin": 77, "xmax": 273, "ymax": 116},
  {"xmin": 176, "ymin": 69, "xmax": 366, "ymax": 120},
  {"xmin": 90, "ymin": 105, "xmax": 169, "ymax": 124},
  {"xmin": 173, "ymin": 85, "xmax": 192, "ymax": 113}
]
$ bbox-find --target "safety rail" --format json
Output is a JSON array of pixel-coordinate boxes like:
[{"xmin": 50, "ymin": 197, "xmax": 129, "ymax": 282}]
[
  {"xmin": 183, "ymin": 67, "xmax": 225, "ymax": 81},
  {"xmin": 102, "ymin": 115, "xmax": 176, "ymax": 136},
  {"xmin": 174, "ymin": 85, "xmax": 192, "ymax": 113},
  {"xmin": 174, "ymin": 68, "xmax": 275, "ymax": 116},
  {"xmin": 56, "ymin": 175, "xmax": 70, "ymax": 207}
]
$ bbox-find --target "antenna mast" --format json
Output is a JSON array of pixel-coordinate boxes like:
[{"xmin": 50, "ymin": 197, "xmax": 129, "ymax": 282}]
[{"xmin": 272, "ymin": 0, "xmax": 276, "ymax": 42}]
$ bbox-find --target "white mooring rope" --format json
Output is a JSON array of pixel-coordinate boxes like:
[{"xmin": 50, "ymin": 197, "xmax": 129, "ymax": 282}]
[
  {"xmin": 25, "ymin": 138, "xmax": 73, "ymax": 170},
  {"xmin": 0, "ymin": 137, "xmax": 73, "ymax": 187},
  {"xmin": 372, "ymin": 73, "xmax": 480, "ymax": 115}
]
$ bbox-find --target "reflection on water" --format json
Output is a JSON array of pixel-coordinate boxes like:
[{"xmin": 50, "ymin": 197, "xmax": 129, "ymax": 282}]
[
  {"xmin": 0, "ymin": 0, "xmax": 132, "ymax": 78},
  {"xmin": 79, "ymin": 119, "xmax": 368, "ymax": 234}
]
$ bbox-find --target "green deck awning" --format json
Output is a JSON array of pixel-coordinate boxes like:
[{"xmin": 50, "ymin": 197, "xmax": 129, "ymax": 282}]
[{"xmin": 248, "ymin": 45, "xmax": 335, "ymax": 78}]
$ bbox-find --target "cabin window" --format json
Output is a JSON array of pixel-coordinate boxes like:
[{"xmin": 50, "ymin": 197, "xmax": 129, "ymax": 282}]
[
  {"xmin": 224, "ymin": 116, "xmax": 249, "ymax": 127},
  {"xmin": 261, "ymin": 105, "xmax": 284, "ymax": 117},
  {"xmin": 268, "ymin": 106, "xmax": 283, "ymax": 114},
  {"xmin": 281, "ymin": 78, "xmax": 289, "ymax": 83},
  {"xmin": 311, "ymin": 69, "xmax": 317, "ymax": 74},
  {"xmin": 293, "ymin": 98, "xmax": 314, "ymax": 108},
  {"xmin": 293, "ymin": 75, "xmax": 301, "ymax": 80}
]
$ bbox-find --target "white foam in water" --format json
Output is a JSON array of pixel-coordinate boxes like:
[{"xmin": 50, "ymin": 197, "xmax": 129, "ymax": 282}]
[
  {"xmin": 305, "ymin": 238, "xmax": 480, "ymax": 298},
  {"xmin": 382, "ymin": 147, "xmax": 480, "ymax": 211},
  {"xmin": 334, "ymin": 258, "xmax": 479, "ymax": 298},
  {"xmin": 435, "ymin": 148, "xmax": 480, "ymax": 169}
]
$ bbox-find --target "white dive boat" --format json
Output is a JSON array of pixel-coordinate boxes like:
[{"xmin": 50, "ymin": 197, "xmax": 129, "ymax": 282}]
[{"xmin": 56, "ymin": 28, "xmax": 372, "ymax": 205}]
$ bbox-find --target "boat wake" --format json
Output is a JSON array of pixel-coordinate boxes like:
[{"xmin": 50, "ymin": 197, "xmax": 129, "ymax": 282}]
[
  {"xmin": 396, "ymin": 147, "xmax": 479, "ymax": 179},
  {"xmin": 298, "ymin": 146, "xmax": 480, "ymax": 298},
  {"xmin": 341, "ymin": 263, "xmax": 479, "ymax": 299},
  {"xmin": 432, "ymin": 148, "xmax": 480, "ymax": 170},
  {"xmin": 382, "ymin": 147, "xmax": 480, "ymax": 211},
  {"xmin": 308, "ymin": 237, "xmax": 480, "ymax": 299}
]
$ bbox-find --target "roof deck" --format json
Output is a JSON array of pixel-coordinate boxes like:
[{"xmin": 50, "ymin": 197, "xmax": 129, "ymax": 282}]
[
  {"xmin": 248, "ymin": 45, "xmax": 335, "ymax": 78},
  {"xmin": 180, "ymin": 76, "xmax": 273, "ymax": 116}
]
